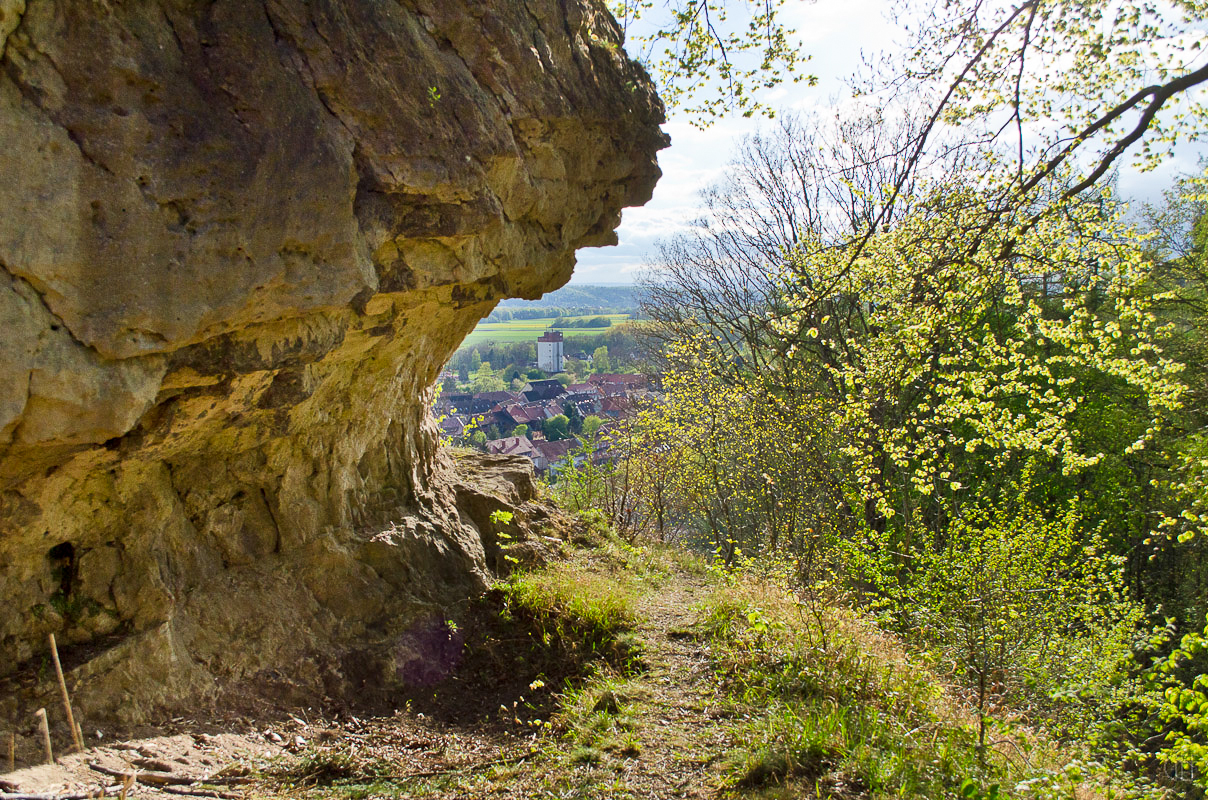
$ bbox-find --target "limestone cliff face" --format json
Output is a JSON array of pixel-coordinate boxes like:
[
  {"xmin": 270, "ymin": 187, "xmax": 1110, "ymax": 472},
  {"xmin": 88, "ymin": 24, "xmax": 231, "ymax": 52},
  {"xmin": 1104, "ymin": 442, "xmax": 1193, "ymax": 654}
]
[{"xmin": 0, "ymin": 0, "xmax": 664, "ymax": 728}]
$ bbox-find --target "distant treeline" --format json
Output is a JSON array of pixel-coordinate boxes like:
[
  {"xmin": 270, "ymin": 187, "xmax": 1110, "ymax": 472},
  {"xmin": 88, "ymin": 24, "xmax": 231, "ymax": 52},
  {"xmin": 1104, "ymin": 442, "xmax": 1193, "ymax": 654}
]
[
  {"xmin": 552, "ymin": 315, "xmax": 612, "ymax": 328},
  {"xmin": 495, "ymin": 284, "xmax": 636, "ymax": 310},
  {"xmin": 485, "ymin": 307, "xmax": 624, "ymax": 322}
]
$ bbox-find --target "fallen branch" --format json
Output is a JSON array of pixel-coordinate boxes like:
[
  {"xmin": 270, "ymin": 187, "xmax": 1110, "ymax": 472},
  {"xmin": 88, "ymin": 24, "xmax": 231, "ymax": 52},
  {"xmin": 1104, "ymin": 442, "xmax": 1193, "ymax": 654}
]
[
  {"xmin": 0, "ymin": 786, "xmax": 119, "ymax": 800},
  {"xmin": 158, "ymin": 787, "xmax": 240, "ymax": 800},
  {"xmin": 87, "ymin": 765, "xmax": 195, "ymax": 787},
  {"xmin": 88, "ymin": 764, "xmax": 250, "ymax": 793}
]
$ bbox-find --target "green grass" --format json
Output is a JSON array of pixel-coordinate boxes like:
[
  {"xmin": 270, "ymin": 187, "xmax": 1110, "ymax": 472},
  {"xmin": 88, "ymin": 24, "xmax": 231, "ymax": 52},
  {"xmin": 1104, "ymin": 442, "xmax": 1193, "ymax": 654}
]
[
  {"xmin": 555, "ymin": 673, "xmax": 643, "ymax": 761},
  {"xmin": 459, "ymin": 315, "xmax": 631, "ymax": 348},
  {"xmin": 498, "ymin": 561, "xmax": 640, "ymax": 661},
  {"xmin": 694, "ymin": 572, "xmax": 1138, "ymax": 800},
  {"xmin": 243, "ymin": 522, "xmax": 1153, "ymax": 800}
]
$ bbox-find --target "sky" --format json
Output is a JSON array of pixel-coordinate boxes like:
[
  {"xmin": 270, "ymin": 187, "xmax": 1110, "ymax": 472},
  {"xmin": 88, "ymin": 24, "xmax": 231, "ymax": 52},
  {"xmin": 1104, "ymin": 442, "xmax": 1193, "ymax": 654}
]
[{"xmin": 570, "ymin": 0, "xmax": 1206, "ymax": 285}]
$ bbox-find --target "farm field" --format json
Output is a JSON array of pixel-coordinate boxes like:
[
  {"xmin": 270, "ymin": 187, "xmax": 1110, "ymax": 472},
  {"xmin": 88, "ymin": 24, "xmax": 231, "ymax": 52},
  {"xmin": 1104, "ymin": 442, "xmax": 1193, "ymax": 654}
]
[{"xmin": 459, "ymin": 314, "xmax": 629, "ymax": 348}]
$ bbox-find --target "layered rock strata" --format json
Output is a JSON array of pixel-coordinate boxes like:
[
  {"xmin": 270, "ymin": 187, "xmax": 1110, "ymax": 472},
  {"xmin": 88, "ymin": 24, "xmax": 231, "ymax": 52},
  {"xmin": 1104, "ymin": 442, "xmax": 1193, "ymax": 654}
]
[{"xmin": 0, "ymin": 0, "xmax": 664, "ymax": 734}]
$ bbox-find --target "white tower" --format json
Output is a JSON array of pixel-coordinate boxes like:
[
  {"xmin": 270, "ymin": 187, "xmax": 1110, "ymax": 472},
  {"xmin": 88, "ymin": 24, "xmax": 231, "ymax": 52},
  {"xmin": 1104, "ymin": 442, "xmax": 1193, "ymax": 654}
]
[{"xmin": 537, "ymin": 330, "xmax": 564, "ymax": 372}]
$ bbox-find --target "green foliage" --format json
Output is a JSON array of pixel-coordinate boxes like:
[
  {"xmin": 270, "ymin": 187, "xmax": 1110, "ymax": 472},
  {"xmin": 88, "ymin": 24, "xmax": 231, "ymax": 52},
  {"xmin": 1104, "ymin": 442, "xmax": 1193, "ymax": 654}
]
[
  {"xmin": 857, "ymin": 473, "xmax": 1145, "ymax": 749},
  {"xmin": 499, "ymin": 563, "xmax": 639, "ymax": 664},
  {"xmin": 489, "ymin": 509, "xmax": 515, "ymax": 527},
  {"xmin": 1144, "ymin": 613, "xmax": 1208, "ymax": 785},
  {"xmin": 694, "ymin": 571, "xmax": 1137, "ymax": 799},
  {"xmin": 775, "ymin": 179, "xmax": 1182, "ymax": 521},
  {"xmin": 591, "ymin": 346, "xmax": 610, "ymax": 373},
  {"xmin": 608, "ymin": 0, "xmax": 813, "ymax": 124},
  {"xmin": 552, "ymin": 316, "xmax": 613, "ymax": 329},
  {"xmin": 623, "ymin": 90, "xmax": 1198, "ymax": 796},
  {"xmin": 544, "ymin": 414, "xmax": 570, "ymax": 441},
  {"xmin": 581, "ymin": 416, "xmax": 605, "ymax": 440},
  {"xmin": 470, "ymin": 362, "xmax": 504, "ymax": 393}
]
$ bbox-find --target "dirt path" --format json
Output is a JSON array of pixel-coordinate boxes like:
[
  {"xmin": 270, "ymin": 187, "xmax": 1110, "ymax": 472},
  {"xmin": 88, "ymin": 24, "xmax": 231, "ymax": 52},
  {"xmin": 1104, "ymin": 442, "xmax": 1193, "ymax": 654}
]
[
  {"xmin": 1, "ymin": 564, "xmax": 741, "ymax": 800},
  {"xmin": 606, "ymin": 576, "xmax": 732, "ymax": 798}
]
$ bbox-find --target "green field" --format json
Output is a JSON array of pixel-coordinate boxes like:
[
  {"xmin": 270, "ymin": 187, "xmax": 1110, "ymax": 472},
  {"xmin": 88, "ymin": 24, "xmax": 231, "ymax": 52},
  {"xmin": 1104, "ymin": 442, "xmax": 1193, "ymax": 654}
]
[{"xmin": 459, "ymin": 314, "xmax": 629, "ymax": 348}]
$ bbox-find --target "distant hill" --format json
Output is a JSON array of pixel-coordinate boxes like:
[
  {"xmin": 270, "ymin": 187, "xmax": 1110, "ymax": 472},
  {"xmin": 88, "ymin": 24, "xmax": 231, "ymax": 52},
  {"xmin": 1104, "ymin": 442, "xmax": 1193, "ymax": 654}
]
[
  {"xmin": 488, "ymin": 285, "xmax": 639, "ymax": 322},
  {"xmin": 496, "ymin": 284, "xmax": 636, "ymax": 311}
]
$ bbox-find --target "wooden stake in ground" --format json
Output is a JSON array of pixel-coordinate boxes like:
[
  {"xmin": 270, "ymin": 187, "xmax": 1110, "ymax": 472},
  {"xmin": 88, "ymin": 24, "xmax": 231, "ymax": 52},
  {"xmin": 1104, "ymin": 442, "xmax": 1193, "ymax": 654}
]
[
  {"xmin": 33, "ymin": 710, "xmax": 52, "ymax": 765},
  {"xmin": 48, "ymin": 634, "xmax": 83, "ymax": 753}
]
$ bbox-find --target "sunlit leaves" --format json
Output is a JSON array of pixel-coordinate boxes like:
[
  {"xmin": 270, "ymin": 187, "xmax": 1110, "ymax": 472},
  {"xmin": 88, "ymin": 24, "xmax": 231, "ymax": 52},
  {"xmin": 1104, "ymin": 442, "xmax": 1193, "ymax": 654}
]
[
  {"xmin": 777, "ymin": 175, "xmax": 1184, "ymax": 518},
  {"xmin": 608, "ymin": 0, "xmax": 814, "ymax": 124}
]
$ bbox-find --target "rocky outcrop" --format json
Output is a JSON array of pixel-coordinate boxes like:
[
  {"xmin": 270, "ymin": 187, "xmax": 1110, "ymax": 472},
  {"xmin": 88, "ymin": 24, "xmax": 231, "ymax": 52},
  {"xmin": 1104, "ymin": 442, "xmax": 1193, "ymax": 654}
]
[{"xmin": 0, "ymin": 0, "xmax": 664, "ymax": 736}]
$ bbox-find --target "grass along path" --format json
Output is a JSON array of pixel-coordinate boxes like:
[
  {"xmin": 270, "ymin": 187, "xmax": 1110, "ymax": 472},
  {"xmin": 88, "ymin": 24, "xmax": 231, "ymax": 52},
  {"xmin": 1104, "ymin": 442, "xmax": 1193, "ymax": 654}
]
[
  {"xmin": 547, "ymin": 572, "xmax": 734, "ymax": 798},
  {"xmin": 247, "ymin": 529, "xmax": 1137, "ymax": 799},
  {"xmin": 0, "ymin": 527, "xmax": 1151, "ymax": 799},
  {"xmin": 249, "ymin": 536, "xmax": 751, "ymax": 800}
]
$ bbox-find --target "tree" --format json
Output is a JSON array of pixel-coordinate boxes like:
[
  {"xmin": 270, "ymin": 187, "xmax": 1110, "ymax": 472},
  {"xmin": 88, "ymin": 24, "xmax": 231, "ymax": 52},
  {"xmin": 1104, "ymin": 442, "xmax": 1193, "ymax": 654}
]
[
  {"xmin": 619, "ymin": 0, "xmax": 1208, "ymax": 783},
  {"xmin": 581, "ymin": 415, "xmax": 605, "ymax": 440},
  {"xmin": 845, "ymin": 0, "xmax": 1208, "ymax": 270},
  {"xmin": 470, "ymin": 362, "xmax": 504, "ymax": 394},
  {"xmin": 565, "ymin": 402, "xmax": 583, "ymax": 434},
  {"xmin": 640, "ymin": 110, "xmax": 928, "ymax": 381},
  {"xmin": 469, "ymin": 349, "xmax": 482, "ymax": 371},
  {"xmin": 545, "ymin": 414, "xmax": 571, "ymax": 441},
  {"xmin": 592, "ymin": 346, "xmax": 611, "ymax": 373},
  {"xmin": 874, "ymin": 471, "xmax": 1143, "ymax": 751},
  {"xmin": 513, "ymin": 424, "xmax": 529, "ymax": 438}
]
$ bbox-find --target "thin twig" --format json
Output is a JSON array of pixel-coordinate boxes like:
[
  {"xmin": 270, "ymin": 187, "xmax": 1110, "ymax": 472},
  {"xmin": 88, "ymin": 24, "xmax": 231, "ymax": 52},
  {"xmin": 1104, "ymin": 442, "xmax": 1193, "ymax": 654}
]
[{"xmin": 48, "ymin": 635, "xmax": 83, "ymax": 754}]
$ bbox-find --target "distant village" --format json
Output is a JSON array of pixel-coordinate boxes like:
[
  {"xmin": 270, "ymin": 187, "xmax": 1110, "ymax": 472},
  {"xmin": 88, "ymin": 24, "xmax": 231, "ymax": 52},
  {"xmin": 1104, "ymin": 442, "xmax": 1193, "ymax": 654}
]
[{"xmin": 435, "ymin": 330, "xmax": 660, "ymax": 477}]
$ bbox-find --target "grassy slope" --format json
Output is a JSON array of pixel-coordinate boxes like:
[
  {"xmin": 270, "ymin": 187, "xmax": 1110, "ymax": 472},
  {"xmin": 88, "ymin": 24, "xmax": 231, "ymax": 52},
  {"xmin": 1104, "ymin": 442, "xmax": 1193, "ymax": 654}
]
[
  {"xmin": 460, "ymin": 315, "xmax": 630, "ymax": 348},
  {"xmin": 250, "ymin": 520, "xmax": 1150, "ymax": 800}
]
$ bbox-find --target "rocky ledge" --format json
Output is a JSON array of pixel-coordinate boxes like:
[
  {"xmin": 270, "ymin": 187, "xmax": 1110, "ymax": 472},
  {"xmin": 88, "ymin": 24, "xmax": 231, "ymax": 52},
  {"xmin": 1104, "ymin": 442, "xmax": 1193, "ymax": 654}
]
[{"xmin": 0, "ymin": 0, "xmax": 664, "ymax": 745}]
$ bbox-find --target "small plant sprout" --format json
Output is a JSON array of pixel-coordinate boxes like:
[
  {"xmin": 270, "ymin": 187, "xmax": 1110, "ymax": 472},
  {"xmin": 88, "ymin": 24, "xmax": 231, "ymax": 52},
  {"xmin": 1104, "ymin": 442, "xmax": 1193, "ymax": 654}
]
[{"xmin": 427, "ymin": 85, "xmax": 441, "ymax": 107}]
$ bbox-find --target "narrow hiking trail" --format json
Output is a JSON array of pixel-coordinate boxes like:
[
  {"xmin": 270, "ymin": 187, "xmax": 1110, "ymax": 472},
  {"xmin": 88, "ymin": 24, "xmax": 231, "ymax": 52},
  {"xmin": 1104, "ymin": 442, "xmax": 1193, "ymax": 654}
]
[
  {"xmin": 1, "ymin": 557, "xmax": 752, "ymax": 800},
  {"xmin": 253, "ymin": 559, "xmax": 753, "ymax": 800},
  {"xmin": 2, "ymin": 536, "xmax": 1119, "ymax": 800},
  {"xmin": 613, "ymin": 576, "xmax": 733, "ymax": 798},
  {"xmin": 245, "ymin": 560, "xmax": 752, "ymax": 800}
]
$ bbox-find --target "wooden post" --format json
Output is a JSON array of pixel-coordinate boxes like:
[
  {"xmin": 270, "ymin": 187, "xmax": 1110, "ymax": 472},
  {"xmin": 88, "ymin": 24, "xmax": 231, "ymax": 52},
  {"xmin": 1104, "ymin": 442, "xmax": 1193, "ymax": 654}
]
[
  {"xmin": 48, "ymin": 634, "xmax": 83, "ymax": 753},
  {"xmin": 34, "ymin": 709, "xmax": 52, "ymax": 765}
]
